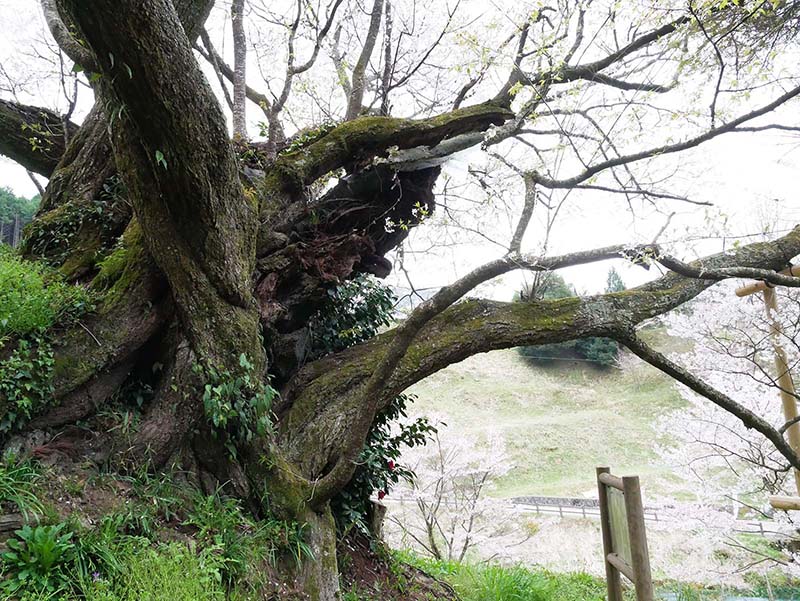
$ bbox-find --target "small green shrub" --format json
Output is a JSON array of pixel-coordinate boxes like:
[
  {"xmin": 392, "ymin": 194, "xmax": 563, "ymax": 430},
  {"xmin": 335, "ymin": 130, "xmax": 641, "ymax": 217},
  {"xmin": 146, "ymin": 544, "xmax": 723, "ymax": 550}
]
[
  {"xmin": 308, "ymin": 273, "xmax": 395, "ymax": 359},
  {"xmin": 184, "ymin": 491, "xmax": 252, "ymax": 588},
  {"xmin": 185, "ymin": 488, "xmax": 313, "ymax": 591},
  {"xmin": 574, "ymin": 336, "xmax": 620, "ymax": 365},
  {"xmin": 197, "ymin": 353, "xmax": 277, "ymax": 457},
  {"xmin": 118, "ymin": 468, "xmax": 188, "ymax": 535},
  {"xmin": 0, "ymin": 247, "xmax": 92, "ymax": 339},
  {"xmin": 332, "ymin": 392, "xmax": 436, "ymax": 535},
  {"xmin": 743, "ymin": 569, "xmax": 800, "ymax": 599},
  {"xmin": 0, "ymin": 250, "xmax": 92, "ymax": 436},
  {"xmin": 521, "ymin": 517, "xmax": 540, "ymax": 536},
  {"xmin": 0, "ymin": 336, "xmax": 55, "ymax": 437},
  {"xmin": 0, "ymin": 524, "xmax": 75, "ymax": 595},
  {"xmin": 71, "ymin": 515, "xmax": 130, "ymax": 584}
]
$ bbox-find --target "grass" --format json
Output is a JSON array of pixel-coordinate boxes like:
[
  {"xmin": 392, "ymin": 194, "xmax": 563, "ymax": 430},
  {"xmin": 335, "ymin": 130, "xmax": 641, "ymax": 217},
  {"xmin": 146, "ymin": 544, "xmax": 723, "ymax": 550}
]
[
  {"xmin": 394, "ymin": 552, "xmax": 800, "ymax": 601},
  {"xmin": 404, "ymin": 326, "xmax": 694, "ymax": 499},
  {"xmin": 396, "ymin": 550, "xmax": 607, "ymax": 601},
  {"xmin": 0, "ymin": 464, "xmax": 317, "ymax": 601},
  {"xmin": 658, "ymin": 576, "xmax": 800, "ymax": 601},
  {"xmin": 0, "ymin": 245, "xmax": 92, "ymax": 340},
  {"xmin": 80, "ymin": 541, "xmax": 227, "ymax": 601},
  {"xmin": 0, "ymin": 456, "xmax": 45, "ymax": 519},
  {"xmin": 3, "ymin": 538, "xmax": 231, "ymax": 601}
]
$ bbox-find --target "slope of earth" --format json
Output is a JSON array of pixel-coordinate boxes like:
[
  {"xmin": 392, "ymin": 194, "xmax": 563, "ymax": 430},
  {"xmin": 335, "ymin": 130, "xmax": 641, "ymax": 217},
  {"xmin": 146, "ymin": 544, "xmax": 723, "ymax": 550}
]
[
  {"xmin": 403, "ymin": 327, "xmax": 693, "ymax": 500},
  {"xmin": 388, "ymin": 329, "xmax": 800, "ymax": 586}
]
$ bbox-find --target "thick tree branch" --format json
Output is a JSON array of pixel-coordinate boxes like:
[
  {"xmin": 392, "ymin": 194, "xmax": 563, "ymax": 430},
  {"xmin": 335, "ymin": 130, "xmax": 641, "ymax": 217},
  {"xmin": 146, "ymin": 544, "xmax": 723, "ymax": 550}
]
[
  {"xmin": 0, "ymin": 99, "xmax": 78, "ymax": 177},
  {"xmin": 345, "ymin": 0, "xmax": 384, "ymax": 120},
  {"xmin": 60, "ymin": 0, "xmax": 262, "ymax": 368},
  {"xmin": 40, "ymin": 0, "xmax": 97, "ymax": 69},
  {"xmin": 273, "ymin": 101, "xmax": 512, "ymax": 187},
  {"xmin": 278, "ymin": 226, "xmax": 800, "ymax": 487},
  {"xmin": 581, "ymin": 72, "xmax": 674, "ymax": 93},
  {"xmin": 657, "ymin": 254, "xmax": 800, "ymax": 288},
  {"xmin": 553, "ymin": 17, "xmax": 690, "ymax": 83},
  {"xmin": 309, "ymin": 240, "xmax": 643, "ymax": 505}
]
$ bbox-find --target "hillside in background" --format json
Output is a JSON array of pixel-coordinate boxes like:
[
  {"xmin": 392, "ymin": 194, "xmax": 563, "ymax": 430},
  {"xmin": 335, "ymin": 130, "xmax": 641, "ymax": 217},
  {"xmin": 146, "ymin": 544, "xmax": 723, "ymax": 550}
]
[
  {"xmin": 387, "ymin": 328, "xmax": 800, "ymax": 587},
  {"xmin": 403, "ymin": 326, "xmax": 693, "ymax": 500}
]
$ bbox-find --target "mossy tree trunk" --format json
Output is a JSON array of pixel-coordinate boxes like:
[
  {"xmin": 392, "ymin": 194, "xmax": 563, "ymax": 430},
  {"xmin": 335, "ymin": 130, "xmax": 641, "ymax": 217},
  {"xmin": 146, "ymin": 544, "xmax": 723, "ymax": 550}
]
[{"xmin": 3, "ymin": 1, "xmax": 800, "ymax": 598}]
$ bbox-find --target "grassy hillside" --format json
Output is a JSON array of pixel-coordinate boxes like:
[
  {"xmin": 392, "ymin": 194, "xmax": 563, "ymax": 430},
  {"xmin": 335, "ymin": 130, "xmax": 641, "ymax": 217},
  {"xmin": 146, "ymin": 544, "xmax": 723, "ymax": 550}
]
[{"xmin": 404, "ymin": 328, "xmax": 692, "ymax": 499}]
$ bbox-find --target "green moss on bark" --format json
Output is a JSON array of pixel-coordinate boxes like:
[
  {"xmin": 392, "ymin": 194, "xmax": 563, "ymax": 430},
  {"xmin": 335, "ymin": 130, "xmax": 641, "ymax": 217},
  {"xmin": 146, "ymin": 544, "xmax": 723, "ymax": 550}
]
[
  {"xmin": 92, "ymin": 220, "xmax": 150, "ymax": 312},
  {"xmin": 271, "ymin": 102, "xmax": 512, "ymax": 187}
]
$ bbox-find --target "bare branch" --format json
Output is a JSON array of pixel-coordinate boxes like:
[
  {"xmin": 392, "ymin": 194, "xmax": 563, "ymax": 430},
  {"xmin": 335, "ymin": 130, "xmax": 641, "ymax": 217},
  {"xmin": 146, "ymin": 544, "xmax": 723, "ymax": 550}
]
[
  {"xmin": 495, "ymin": 16, "xmax": 690, "ymax": 105},
  {"xmin": 508, "ymin": 175, "xmax": 536, "ymax": 254},
  {"xmin": 199, "ymin": 29, "xmax": 234, "ymax": 110},
  {"xmin": 345, "ymin": 0, "xmax": 384, "ymax": 120},
  {"xmin": 231, "ymin": 0, "xmax": 248, "ymax": 138},
  {"xmin": 582, "ymin": 72, "xmax": 674, "ymax": 93},
  {"xmin": 688, "ymin": 3, "xmax": 725, "ymax": 127},
  {"xmin": 195, "ymin": 33, "xmax": 273, "ymax": 115},
  {"xmin": 530, "ymin": 83, "xmax": 800, "ymax": 189},
  {"xmin": 26, "ymin": 170, "xmax": 45, "ymax": 196},
  {"xmin": 620, "ymin": 333, "xmax": 800, "ymax": 471}
]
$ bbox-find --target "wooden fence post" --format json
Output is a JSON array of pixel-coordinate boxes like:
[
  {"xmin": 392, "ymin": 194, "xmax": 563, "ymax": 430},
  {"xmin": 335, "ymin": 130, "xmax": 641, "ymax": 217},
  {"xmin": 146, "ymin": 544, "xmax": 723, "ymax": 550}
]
[
  {"xmin": 623, "ymin": 476, "xmax": 654, "ymax": 601},
  {"xmin": 597, "ymin": 467, "xmax": 623, "ymax": 601}
]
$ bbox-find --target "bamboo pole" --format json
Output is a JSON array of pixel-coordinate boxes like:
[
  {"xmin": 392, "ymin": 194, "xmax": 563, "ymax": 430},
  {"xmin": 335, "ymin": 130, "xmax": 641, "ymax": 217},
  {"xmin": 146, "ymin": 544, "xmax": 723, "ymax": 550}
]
[
  {"xmin": 734, "ymin": 271, "xmax": 800, "ymax": 498},
  {"xmin": 734, "ymin": 266, "xmax": 800, "ymax": 298},
  {"xmin": 768, "ymin": 495, "xmax": 800, "ymax": 511},
  {"xmin": 761, "ymin": 287, "xmax": 800, "ymax": 496}
]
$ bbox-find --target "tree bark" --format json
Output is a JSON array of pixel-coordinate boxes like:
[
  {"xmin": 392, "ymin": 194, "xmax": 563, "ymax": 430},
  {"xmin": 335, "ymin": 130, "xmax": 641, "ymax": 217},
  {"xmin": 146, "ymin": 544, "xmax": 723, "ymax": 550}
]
[
  {"xmin": 231, "ymin": 0, "xmax": 247, "ymax": 138},
  {"xmin": 4, "ymin": 2, "xmax": 800, "ymax": 596},
  {"xmin": 0, "ymin": 99, "xmax": 78, "ymax": 177},
  {"xmin": 345, "ymin": 0, "xmax": 384, "ymax": 120},
  {"xmin": 278, "ymin": 227, "xmax": 800, "ymax": 482}
]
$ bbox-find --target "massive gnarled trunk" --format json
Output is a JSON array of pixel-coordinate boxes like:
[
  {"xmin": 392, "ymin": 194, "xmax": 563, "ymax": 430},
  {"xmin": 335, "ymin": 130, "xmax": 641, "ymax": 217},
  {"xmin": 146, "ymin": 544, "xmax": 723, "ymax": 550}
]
[
  {"xmin": 0, "ymin": 1, "xmax": 511, "ymax": 596},
  {"xmin": 4, "ymin": 1, "xmax": 800, "ymax": 598}
]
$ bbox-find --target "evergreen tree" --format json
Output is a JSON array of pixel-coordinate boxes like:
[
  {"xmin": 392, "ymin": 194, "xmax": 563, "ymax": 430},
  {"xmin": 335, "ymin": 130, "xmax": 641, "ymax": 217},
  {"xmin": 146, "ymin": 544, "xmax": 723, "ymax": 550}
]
[
  {"xmin": 517, "ymin": 268, "xmax": 625, "ymax": 367},
  {"xmin": 606, "ymin": 267, "xmax": 625, "ymax": 293}
]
